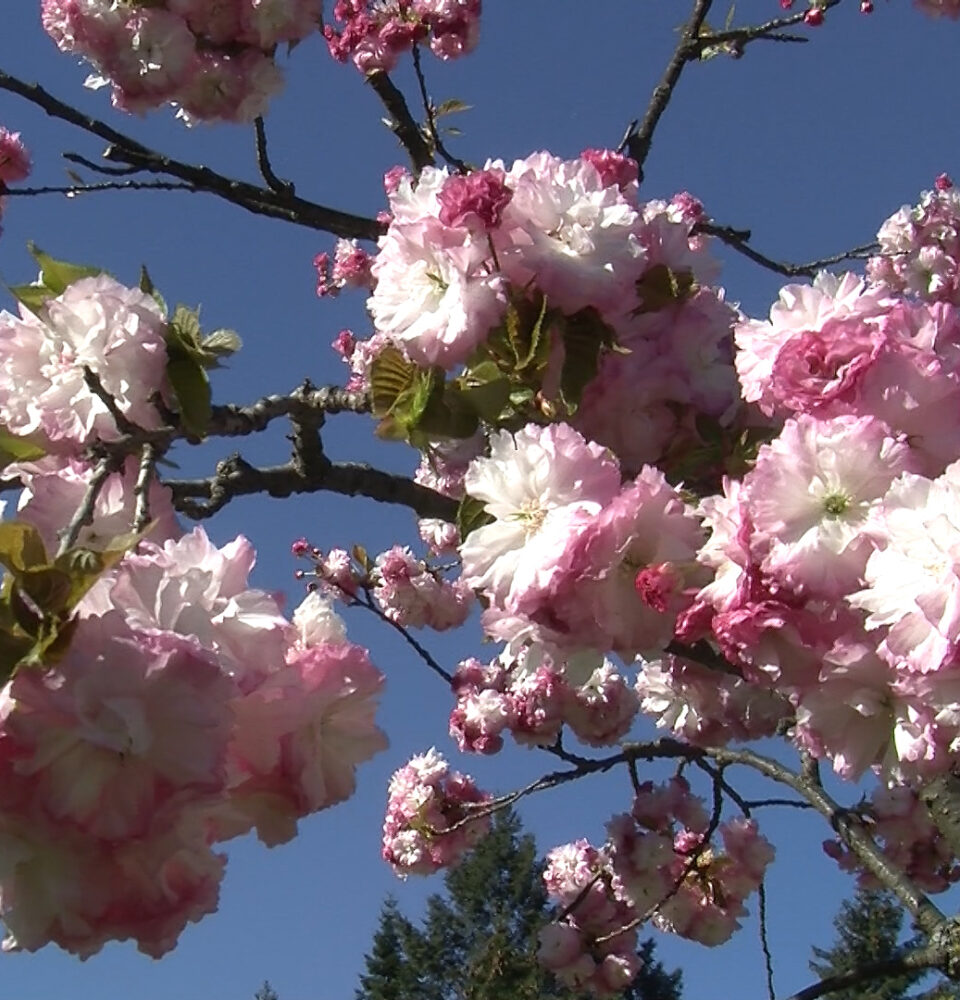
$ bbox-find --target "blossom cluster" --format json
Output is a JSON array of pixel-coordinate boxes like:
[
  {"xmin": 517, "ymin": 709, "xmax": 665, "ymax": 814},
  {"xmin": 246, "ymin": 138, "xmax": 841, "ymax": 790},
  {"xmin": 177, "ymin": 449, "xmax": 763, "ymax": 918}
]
[
  {"xmin": 0, "ymin": 275, "xmax": 170, "ymax": 450},
  {"xmin": 40, "ymin": 0, "xmax": 322, "ymax": 122},
  {"xmin": 867, "ymin": 174, "xmax": 960, "ymax": 305},
  {"xmin": 0, "ymin": 264, "xmax": 389, "ymax": 955},
  {"xmin": 350, "ymin": 173, "xmax": 960, "ymax": 993},
  {"xmin": 354, "ymin": 150, "xmax": 739, "ymax": 478},
  {"xmin": 824, "ymin": 784, "xmax": 960, "ymax": 893},
  {"xmin": 324, "ymin": 0, "xmax": 481, "ymax": 74},
  {"xmin": 381, "ymin": 748, "xmax": 489, "ymax": 875},
  {"xmin": 291, "ymin": 541, "xmax": 473, "ymax": 632},
  {"xmin": 449, "ymin": 650, "xmax": 639, "ymax": 754},
  {"xmin": 0, "ymin": 510, "xmax": 387, "ymax": 956},
  {"xmin": 538, "ymin": 779, "xmax": 774, "ymax": 995},
  {"xmin": 459, "ymin": 423, "xmax": 707, "ymax": 663}
]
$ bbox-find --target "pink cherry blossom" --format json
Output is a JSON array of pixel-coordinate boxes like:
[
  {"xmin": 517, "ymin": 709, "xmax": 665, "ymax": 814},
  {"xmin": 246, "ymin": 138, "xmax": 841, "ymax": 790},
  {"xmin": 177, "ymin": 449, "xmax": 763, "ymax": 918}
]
[
  {"xmin": 227, "ymin": 640, "xmax": 387, "ymax": 846},
  {"xmin": 0, "ymin": 128, "xmax": 30, "ymax": 186},
  {"xmin": 0, "ymin": 274, "xmax": 168, "ymax": 450},
  {"xmin": 381, "ymin": 748, "xmax": 490, "ymax": 876},
  {"xmin": 79, "ymin": 527, "xmax": 290, "ymax": 687},
  {"xmin": 459, "ymin": 422, "xmax": 620, "ymax": 608},
  {"xmin": 0, "ymin": 613, "xmax": 234, "ymax": 841}
]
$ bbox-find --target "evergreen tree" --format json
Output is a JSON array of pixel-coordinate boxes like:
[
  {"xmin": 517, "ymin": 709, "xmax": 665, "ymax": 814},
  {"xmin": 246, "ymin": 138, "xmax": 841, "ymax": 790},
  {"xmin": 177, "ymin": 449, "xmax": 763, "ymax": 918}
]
[
  {"xmin": 253, "ymin": 982, "xmax": 280, "ymax": 1000},
  {"xmin": 356, "ymin": 898, "xmax": 426, "ymax": 1000},
  {"xmin": 356, "ymin": 808, "xmax": 682, "ymax": 1000},
  {"xmin": 810, "ymin": 888, "xmax": 959, "ymax": 1000}
]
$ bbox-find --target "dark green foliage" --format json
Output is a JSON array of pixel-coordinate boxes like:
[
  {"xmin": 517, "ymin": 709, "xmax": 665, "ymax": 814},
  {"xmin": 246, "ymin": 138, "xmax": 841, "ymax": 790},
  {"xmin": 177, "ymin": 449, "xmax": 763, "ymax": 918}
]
[
  {"xmin": 810, "ymin": 888, "xmax": 960, "ymax": 1000},
  {"xmin": 253, "ymin": 982, "xmax": 280, "ymax": 1000},
  {"xmin": 357, "ymin": 808, "xmax": 682, "ymax": 1000}
]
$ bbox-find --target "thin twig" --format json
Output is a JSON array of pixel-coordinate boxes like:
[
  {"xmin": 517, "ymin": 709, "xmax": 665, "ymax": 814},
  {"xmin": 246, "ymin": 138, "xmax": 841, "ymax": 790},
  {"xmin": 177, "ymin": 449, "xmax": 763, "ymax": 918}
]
[
  {"xmin": 5, "ymin": 180, "xmax": 195, "ymax": 197},
  {"xmin": 83, "ymin": 367, "xmax": 139, "ymax": 436},
  {"xmin": 133, "ymin": 443, "xmax": 158, "ymax": 534},
  {"xmin": 699, "ymin": 221, "xmax": 878, "ymax": 279},
  {"xmin": 62, "ymin": 152, "xmax": 142, "ymax": 176},
  {"xmin": 701, "ymin": 0, "xmax": 843, "ymax": 52},
  {"xmin": 57, "ymin": 455, "xmax": 121, "ymax": 555},
  {"xmin": 0, "ymin": 69, "xmax": 384, "ymax": 240},
  {"xmin": 353, "ymin": 586, "xmax": 454, "ymax": 684},
  {"xmin": 758, "ymin": 882, "xmax": 776, "ymax": 1000},
  {"xmin": 742, "ymin": 797, "xmax": 813, "ymax": 810},
  {"xmin": 410, "ymin": 44, "xmax": 468, "ymax": 173},
  {"xmin": 253, "ymin": 117, "xmax": 294, "ymax": 195}
]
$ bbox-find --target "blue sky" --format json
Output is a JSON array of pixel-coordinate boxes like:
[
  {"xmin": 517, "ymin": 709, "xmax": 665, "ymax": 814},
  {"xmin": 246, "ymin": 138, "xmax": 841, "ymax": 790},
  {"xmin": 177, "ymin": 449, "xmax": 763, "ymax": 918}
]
[{"xmin": 1, "ymin": 3, "xmax": 960, "ymax": 999}]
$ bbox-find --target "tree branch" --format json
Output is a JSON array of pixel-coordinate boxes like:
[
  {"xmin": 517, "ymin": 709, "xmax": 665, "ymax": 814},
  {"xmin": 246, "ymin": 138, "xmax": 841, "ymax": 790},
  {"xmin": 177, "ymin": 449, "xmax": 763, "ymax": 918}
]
[
  {"xmin": 785, "ymin": 946, "xmax": 947, "ymax": 1000},
  {"xmin": 5, "ymin": 180, "xmax": 195, "ymax": 197},
  {"xmin": 0, "ymin": 69, "xmax": 384, "ymax": 240},
  {"xmin": 167, "ymin": 455, "xmax": 458, "ymax": 521},
  {"xmin": 253, "ymin": 116, "xmax": 295, "ymax": 195},
  {"xmin": 366, "ymin": 70, "xmax": 435, "ymax": 174},
  {"xmin": 619, "ymin": 0, "xmax": 715, "ymax": 176},
  {"xmin": 410, "ymin": 44, "xmax": 468, "ymax": 173},
  {"xmin": 57, "ymin": 454, "xmax": 123, "ymax": 555},
  {"xmin": 698, "ymin": 221, "xmax": 878, "ymax": 279}
]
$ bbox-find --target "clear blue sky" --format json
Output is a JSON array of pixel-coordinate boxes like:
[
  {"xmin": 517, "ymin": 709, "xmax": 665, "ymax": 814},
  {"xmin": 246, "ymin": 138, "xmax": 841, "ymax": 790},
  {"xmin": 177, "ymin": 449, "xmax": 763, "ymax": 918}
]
[{"xmin": 1, "ymin": 3, "xmax": 959, "ymax": 999}]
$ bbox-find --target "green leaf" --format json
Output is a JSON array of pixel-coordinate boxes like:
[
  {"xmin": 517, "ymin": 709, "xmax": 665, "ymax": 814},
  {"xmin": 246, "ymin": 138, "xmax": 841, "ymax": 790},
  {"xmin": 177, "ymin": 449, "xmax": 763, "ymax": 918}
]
[
  {"xmin": 352, "ymin": 544, "xmax": 370, "ymax": 572},
  {"xmin": 634, "ymin": 264, "xmax": 697, "ymax": 314},
  {"xmin": 484, "ymin": 294, "xmax": 552, "ymax": 375},
  {"xmin": 167, "ymin": 304, "xmax": 204, "ymax": 354},
  {"xmin": 558, "ymin": 307, "xmax": 617, "ymax": 414},
  {"xmin": 456, "ymin": 494, "xmax": 494, "ymax": 542},
  {"xmin": 201, "ymin": 328, "xmax": 242, "ymax": 360},
  {"xmin": 55, "ymin": 527, "xmax": 142, "ymax": 608},
  {"xmin": 453, "ymin": 378, "xmax": 513, "ymax": 424},
  {"xmin": 27, "ymin": 243, "xmax": 101, "ymax": 295},
  {"xmin": 167, "ymin": 351, "xmax": 212, "ymax": 437},
  {"xmin": 0, "ymin": 427, "xmax": 46, "ymax": 473},
  {"xmin": 0, "ymin": 627, "xmax": 34, "ymax": 681},
  {"xmin": 413, "ymin": 385, "xmax": 479, "ymax": 441},
  {"xmin": 370, "ymin": 347, "xmax": 419, "ymax": 417},
  {"xmin": 8, "ymin": 282, "xmax": 52, "ymax": 312},
  {"xmin": 434, "ymin": 98, "xmax": 472, "ymax": 117},
  {"xmin": 0, "ymin": 522, "xmax": 49, "ymax": 575},
  {"xmin": 17, "ymin": 566, "xmax": 73, "ymax": 617},
  {"xmin": 393, "ymin": 368, "xmax": 441, "ymax": 430},
  {"xmin": 139, "ymin": 265, "xmax": 167, "ymax": 315}
]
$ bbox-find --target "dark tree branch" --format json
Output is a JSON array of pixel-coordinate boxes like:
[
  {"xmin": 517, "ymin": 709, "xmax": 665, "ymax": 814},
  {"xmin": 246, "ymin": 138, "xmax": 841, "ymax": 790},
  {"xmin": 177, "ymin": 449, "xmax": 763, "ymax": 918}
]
[
  {"xmin": 5, "ymin": 180, "xmax": 195, "ymax": 197},
  {"xmin": 83, "ymin": 367, "xmax": 140, "ymax": 436},
  {"xmin": 701, "ymin": 0, "xmax": 843, "ymax": 55},
  {"xmin": 167, "ymin": 455, "xmax": 458, "ymax": 521},
  {"xmin": 207, "ymin": 383, "xmax": 371, "ymax": 437},
  {"xmin": 410, "ymin": 44, "xmax": 468, "ymax": 173},
  {"xmin": 619, "ymin": 0, "xmax": 715, "ymax": 176},
  {"xmin": 62, "ymin": 152, "xmax": 142, "ymax": 176},
  {"xmin": 352, "ymin": 586, "xmax": 454, "ymax": 685},
  {"xmin": 758, "ymin": 882, "xmax": 776, "ymax": 1000},
  {"xmin": 57, "ymin": 454, "xmax": 123, "ymax": 554},
  {"xmin": 698, "ymin": 221, "xmax": 878, "ymax": 279},
  {"xmin": 784, "ymin": 946, "xmax": 948, "ymax": 1000},
  {"xmin": 0, "ymin": 69, "xmax": 384, "ymax": 240},
  {"xmin": 695, "ymin": 744, "xmax": 947, "ymax": 936},
  {"xmin": 133, "ymin": 443, "xmax": 159, "ymax": 534},
  {"xmin": 253, "ymin": 116, "xmax": 295, "ymax": 195},
  {"xmin": 366, "ymin": 70, "xmax": 435, "ymax": 174}
]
